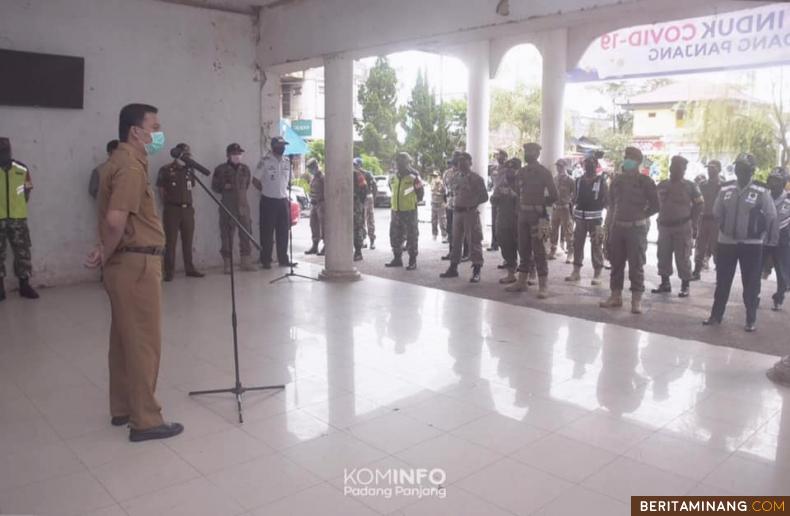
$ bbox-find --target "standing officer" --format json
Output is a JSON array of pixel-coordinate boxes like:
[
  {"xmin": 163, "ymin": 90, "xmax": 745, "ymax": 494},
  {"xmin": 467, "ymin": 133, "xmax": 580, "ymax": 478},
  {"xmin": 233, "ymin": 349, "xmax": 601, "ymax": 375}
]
[
  {"xmin": 0, "ymin": 137, "xmax": 39, "ymax": 301},
  {"xmin": 84, "ymin": 104, "xmax": 182, "ymax": 441},
  {"xmin": 89, "ymin": 140, "xmax": 119, "ymax": 199},
  {"xmin": 566, "ymin": 154, "xmax": 608, "ymax": 285},
  {"xmin": 651, "ymin": 156, "xmax": 703, "ymax": 298},
  {"xmin": 304, "ymin": 158, "xmax": 325, "ymax": 256},
  {"xmin": 353, "ymin": 165, "xmax": 369, "ymax": 261},
  {"xmin": 212, "ymin": 143, "xmax": 255, "ymax": 273},
  {"xmin": 442, "ymin": 151, "xmax": 461, "ymax": 260},
  {"xmin": 703, "ymin": 154, "xmax": 776, "ymax": 332},
  {"xmin": 600, "ymin": 147, "xmax": 659, "ymax": 314},
  {"xmin": 494, "ymin": 157, "xmax": 521, "ymax": 284},
  {"xmin": 440, "ymin": 152, "xmax": 489, "ymax": 282},
  {"xmin": 764, "ymin": 167, "xmax": 790, "ymax": 311},
  {"xmin": 487, "ymin": 149, "xmax": 508, "ymax": 251},
  {"xmin": 156, "ymin": 143, "xmax": 204, "ymax": 281},
  {"xmin": 386, "ymin": 152, "xmax": 424, "ymax": 270},
  {"xmin": 692, "ymin": 160, "xmax": 722, "ymax": 280},
  {"xmin": 253, "ymin": 136, "xmax": 291, "ymax": 268},
  {"xmin": 549, "ymin": 158, "xmax": 576, "ymax": 263},
  {"xmin": 430, "ymin": 171, "xmax": 448, "ymax": 241},
  {"xmin": 506, "ymin": 143, "xmax": 558, "ymax": 298},
  {"xmin": 353, "ymin": 157, "xmax": 378, "ymax": 250}
]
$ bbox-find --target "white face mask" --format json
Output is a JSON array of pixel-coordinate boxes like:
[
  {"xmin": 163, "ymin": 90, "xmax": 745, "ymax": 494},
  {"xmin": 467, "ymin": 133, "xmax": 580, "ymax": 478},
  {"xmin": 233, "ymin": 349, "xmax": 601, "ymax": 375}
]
[{"xmin": 229, "ymin": 154, "xmax": 242, "ymax": 165}]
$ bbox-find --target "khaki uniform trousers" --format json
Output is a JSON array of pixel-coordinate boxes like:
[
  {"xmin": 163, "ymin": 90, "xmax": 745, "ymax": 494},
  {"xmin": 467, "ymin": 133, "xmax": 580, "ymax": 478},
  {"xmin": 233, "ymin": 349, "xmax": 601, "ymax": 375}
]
[
  {"xmin": 694, "ymin": 216, "xmax": 718, "ymax": 269},
  {"xmin": 517, "ymin": 211, "xmax": 550, "ymax": 277},
  {"xmin": 573, "ymin": 218, "xmax": 604, "ymax": 271},
  {"xmin": 550, "ymin": 205, "xmax": 574, "ymax": 254},
  {"xmin": 163, "ymin": 204, "xmax": 196, "ymax": 276},
  {"xmin": 103, "ymin": 253, "xmax": 165, "ymax": 430},
  {"xmin": 310, "ymin": 202, "xmax": 325, "ymax": 243},
  {"xmin": 657, "ymin": 221, "xmax": 693, "ymax": 281},
  {"xmin": 608, "ymin": 222, "xmax": 648, "ymax": 292},
  {"xmin": 451, "ymin": 209, "xmax": 483, "ymax": 266}
]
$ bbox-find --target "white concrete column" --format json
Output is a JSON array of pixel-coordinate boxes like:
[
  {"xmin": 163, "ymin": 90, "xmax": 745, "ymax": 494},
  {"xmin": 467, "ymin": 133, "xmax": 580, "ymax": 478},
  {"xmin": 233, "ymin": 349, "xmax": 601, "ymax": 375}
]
[
  {"xmin": 260, "ymin": 68, "xmax": 281, "ymax": 152},
  {"xmin": 539, "ymin": 28, "xmax": 568, "ymax": 169},
  {"xmin": 320, "ymin": 53, "xmax": 360, "ymax": 282},
  {"xmin": 463, "ymin": 40, "xmax": 491, "ymax": 178}
]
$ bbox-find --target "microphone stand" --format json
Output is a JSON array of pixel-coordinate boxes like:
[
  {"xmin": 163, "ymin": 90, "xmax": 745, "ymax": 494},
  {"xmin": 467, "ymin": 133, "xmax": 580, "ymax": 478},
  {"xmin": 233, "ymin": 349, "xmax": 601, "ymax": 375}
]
[
  {"xmin": 271, "ymin": 154, "xmax": 317, "ymax": 283},
  {"xmin": 172, "ymin": 149, "xmax": 285, "ymax": 423}
]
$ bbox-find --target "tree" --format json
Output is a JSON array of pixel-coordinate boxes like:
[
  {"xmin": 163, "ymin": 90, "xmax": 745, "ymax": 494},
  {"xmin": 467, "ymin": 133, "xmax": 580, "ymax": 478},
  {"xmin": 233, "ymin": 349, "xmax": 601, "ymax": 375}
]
[
  {"xmin": 490, "ymin": 83, "xmax": 542, "ymax": 152},
  {"xmin": 356, "ymin": 57, "xmax": 400, "ymax": 164},
  {"xmin": 306, "ymin": 139, "xmax": 325, "ymax": 167}
]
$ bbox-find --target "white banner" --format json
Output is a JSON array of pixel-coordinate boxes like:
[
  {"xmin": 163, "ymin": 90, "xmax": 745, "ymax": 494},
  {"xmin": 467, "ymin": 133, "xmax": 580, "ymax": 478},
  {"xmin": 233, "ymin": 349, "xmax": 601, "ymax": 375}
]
[{"xmin": 569, "ymin": 4, "xmax": 790, "ymax": 81}]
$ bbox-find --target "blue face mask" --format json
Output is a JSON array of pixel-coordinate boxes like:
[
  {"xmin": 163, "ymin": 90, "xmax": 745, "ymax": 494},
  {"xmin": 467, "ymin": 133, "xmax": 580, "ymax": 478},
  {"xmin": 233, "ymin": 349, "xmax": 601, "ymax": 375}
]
[
  {"xmin": 622, "ymin": 159, "xmax": 638, "ymax": 172},
  {"xmin": 144, "ymin": 131, "xmax": 166, "ymax": 155}
]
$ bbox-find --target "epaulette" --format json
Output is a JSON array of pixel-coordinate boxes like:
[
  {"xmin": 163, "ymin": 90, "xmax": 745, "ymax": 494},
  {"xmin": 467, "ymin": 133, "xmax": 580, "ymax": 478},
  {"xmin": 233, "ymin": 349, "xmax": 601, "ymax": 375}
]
[{"xmin": 12, "ymin": 160, "xmax": 28, "ymax": 172}]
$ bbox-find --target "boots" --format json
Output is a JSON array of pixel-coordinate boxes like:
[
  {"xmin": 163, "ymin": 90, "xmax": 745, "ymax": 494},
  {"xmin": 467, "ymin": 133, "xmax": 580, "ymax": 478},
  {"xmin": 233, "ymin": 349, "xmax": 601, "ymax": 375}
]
[
  {"xmin": 691, "ymin": 264, "xmax": 701, "ymax": 281},
  {"xmin": 369, "ymin": 238, "xmax": 376, "ymax": 250},
  {"xmin": 565, "ymin": 266, "xmax": 581, "ymax": 282},
  {"xmin": 651, "ymin": 276, "xmax": 671, "ymax": 294},
  {"xmin": 506, "ymin": 272, "xmax": 528, "ymax": 292},
  {"xmin": 223, "ymin": 258, "xmax": 231, "ymax": 274},
  {"xmin": 353, "ymin": 249, "xmax": 363, "ymax": 262},
  {"xmin": 317, "ymin": 246, "xmax": 326, "ymax": 256},
  {"xmin": 599, "ymin": 290, "xmax": 623, "ymax": 308},
  {"xmin": 678, "ymin": 280, "xmax": 690, "ymax": 298},
  {"xmin": 537, "ymin": 275, "xmax": 549, "ymax": 299},
  {"xmin": 440, "ymin": 263, "xmax": 459, "ymax": 278},
  {"xmin": 527, "ymin": 271, "xmax": 537, "ymax": 286},
  {"xmin": 18, "ymin": 278, "xmax": 39, "ymax": 299},
  {"xmin": 0, "ymin": 278, "xmax": 5, "ymax": 302},
  {"xmin": 406, "ymin": 255, "xmax": 417, "ymax": 271},
  {"xmin": 499, "ymin": 268, "xmax": 517, "ymax": 284},
  {"xmin": 470, "ymin": 265, "xmax": 481, "ymax": 283},
  {"xmin": 565, "ymin": 251, "xmax": 573, "ymax": 264},
  {"xmin": 385, "ymin": 256, "xmax": 403, "ymax": 268},
  {"xmin": 305, "ymin": 242, "xmax": 319, "ymax": 255},
  {"xmin": 591, "ymin": 268, "xmax": 603, "ymax": 286},
  {"xmin": 631, "ymin": 291, "xmax": 643, "ymax": 314},
  {"xmin": 547, "ymin": 248, "xmax": 557, "ymax": 260},
  {"xmin": 240, "ymin": 255, "xmax": 257, "ymax": 271}
]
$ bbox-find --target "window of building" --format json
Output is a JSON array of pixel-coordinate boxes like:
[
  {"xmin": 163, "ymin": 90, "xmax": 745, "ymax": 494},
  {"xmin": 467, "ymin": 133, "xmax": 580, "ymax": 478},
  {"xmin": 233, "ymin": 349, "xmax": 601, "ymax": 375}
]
[
  {"xmin": 675, "ymin": 108, "xmax": 686, "ymax": 128},
  {"xmin": 648, "ymin": 112, "xmax": 656, "ymax": 118},
  {"xmin": 282, "ymin": 84, "xmax": 291, "ymax": 118}
]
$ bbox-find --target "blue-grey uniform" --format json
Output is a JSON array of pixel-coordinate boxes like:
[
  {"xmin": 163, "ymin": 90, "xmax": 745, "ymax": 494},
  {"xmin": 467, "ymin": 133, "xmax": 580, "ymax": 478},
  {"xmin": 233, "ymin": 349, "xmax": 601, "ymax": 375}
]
[
  {"xmin": 764, "ymin": 188, "xmax": 790, "ymax": 309},
  {"xmin": 707, "ymin": 179, "xmax": 776, "ymax": 327}
]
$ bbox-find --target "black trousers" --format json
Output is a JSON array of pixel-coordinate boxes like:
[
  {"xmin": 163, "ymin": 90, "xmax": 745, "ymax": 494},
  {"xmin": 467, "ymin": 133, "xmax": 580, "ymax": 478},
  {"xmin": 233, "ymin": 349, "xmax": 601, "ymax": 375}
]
[
  {"xmin": 259, "ymin": 195, "xmax": 289, "ymax": 265},
  {"xmin": 445, "ymin": 208, "xmax": 468, "ymax": 256},
  {"xmin": 763, "ymin": 244, "xmax": 790, "ymax": 306},
  {"xmin": 710, "ymin": 243, "xmax": 763, "ymax": 324}
]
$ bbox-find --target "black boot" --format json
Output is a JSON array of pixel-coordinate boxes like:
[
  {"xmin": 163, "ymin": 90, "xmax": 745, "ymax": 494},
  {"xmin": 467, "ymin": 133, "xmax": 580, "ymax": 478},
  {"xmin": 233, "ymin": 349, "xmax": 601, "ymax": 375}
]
[
  {"xmin": 353, "ymin": 249, "xmax": 363, "ymax": 262},
  {"xmin": 470, "ymin": 264, "xmax": 481, "ymax": 283},
  {"xmin": 691, "ymin": 265, "xmax": 701, "ymax": 281},
  {"xmin": 440, "ymin": 263, "xmax": 459, "ymax": 278},
  {"xmin": 317, "ymin": 246, "xmax": 326, "ymax": 256},
  {"xmin": 406, "ymin": 255, "xmax": 417, "ymax": 271},
  {"xmin": 305, "ymin": 242, "xmax": 319, "ymax": 255},
  {"xmin": 441, "ymin": 252, "xmax": 452, "ymax": 261},
  {"xmin": 651, "ymin": 276, "xmax": 671, "ymax": 294},
  {"xmin": 19, "ymin": 278, "xmax": 39, "ymax": 299},
  {"xmin": 678, "ymin": 280, "xmax": 690, "ymax": 298},
  {"xmin": 0, "ymin": 278, "xmax": 5, "ymax": 302},
  {"xmin": 385, "ymin": 256, "xmax": 403, "ymax": 268},
  {"xmin": 369, "ymin": 238, "xmax": 376, "ymax": 250}
]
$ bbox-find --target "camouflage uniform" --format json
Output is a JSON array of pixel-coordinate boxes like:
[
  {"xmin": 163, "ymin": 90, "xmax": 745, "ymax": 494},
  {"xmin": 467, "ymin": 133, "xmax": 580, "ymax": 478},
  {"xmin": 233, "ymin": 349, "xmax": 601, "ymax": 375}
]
[
  {"xmin": 211, "ymin": 161, "xmax": 253, "ymax": 258},
  {"xmin": 694, "ymin": 178, "xmax": 721, "ymax": 271},
  {"xmin": 551, "ymin": 171, "xmax": 576, "ymax": 256},
  {"xmin": 656, "ymin": 178, "xmax": 704, "ymax": 282},
  {"xmin": 353, "ymin": 170, "xmax": 368, "ymax": 251},
  {"xmin": 389, "ymin": 169, "xmax": 423, "ymax": 259},
  {"xmin": 493, "ymin": 167, "xmax": 519, "ymax": 269},
  {"xmin": 449, "ymin": 170, "xmax": 488, "ymax": 265},
  {"xmin": 0, "ymin": 160, "xmax": 33, "ymax": 280},
  {"xmin": 430, "ymin": 176, "xmax": 448, "ymax": 238},
  {"xmin": 515, "ymin": 162, "xmax": 558, "ymax": 277}
]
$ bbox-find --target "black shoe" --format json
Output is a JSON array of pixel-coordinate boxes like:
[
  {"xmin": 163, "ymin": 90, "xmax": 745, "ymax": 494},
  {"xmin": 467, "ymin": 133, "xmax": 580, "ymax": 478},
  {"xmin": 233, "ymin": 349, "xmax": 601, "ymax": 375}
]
[
  {"xmin": 18, "ymin": 279, "xmax": 39, "ymax": 299},
  {"xmin": 406, "ymin": 257, "xmax": 417, "ymax": 271},
  {"xmin": 185, "ymin": 270, "xmax": 205, "ymax": 278},
  {"xmin": 460, "ymin": 255, "xmax": 471, "ymax": 263},
  {"xmin": 702, "ymin": 317, "xmax": 721, "ymax": 326},
  {"xmin": 440, "ymin": 265, "xmax": 459, "ymax": 278},
  {"xmin": 497, "ymin": 263, "xmax": 507, "ymax": 270},
  {"xmin": 651, "ymin": 280, "xmax": 671, "ymax": 294},
  {"xmin": 362, "ymin": 243, "xmax": 368, "ymax": 249},
  {"xmin": 745, "ymin": 322, "xmax": 757, "ymax": 333},
  {"xmin": 279, "ymin": 261, "xmax": 292, "ymax": 267},
  {"xmin": 370, "ymin": 240, "xmax": 376, "ymax": 250},
  {"xmin": 305, "ymin": 245, "xmax": 318, "ymax": 255},
  {"xmin": 261, "ymin": 263, "xmax": 272, "ymax": 270},
  {"xmin": 691, "ymin": 270, "xmax": 701, "ymax": 281},
  {"xmin": 353, "ymin": 250, "xmax": 363, "ymax": 262},
  {"xmin": 317, "ymin": 247, "xmax": 326, "ymax": 256},
  {"xmin": 470, "ymin": 265, "xmax": 481, "ymax": 283},
  {"xmin": 487, "ymin": 246, "xmax": 499, "ymax": 252},
  {"xmin": 441, "ymin": 253, "xmax": 452, "ymax": 261},
  {"xmin": 385, "ymin": 257, "xmax": 403, "ymax": 268},
  {"xmin": 163, "ymin": 273, "xmax": 174, "ymax": 282},
  {"xmin": 111, "ymin": 415, "xmax": 130, "ymax": 427},
  {"xmin": 129, "ymin": 422, "xmax": 184, "ymax": 442},
  {"xmin": 678, "ymin": 281, "xmax": 690, "ymax": 298},
  {"xmin": 0, "ymin": 279, "xmax": 5, "ymax": 302}
]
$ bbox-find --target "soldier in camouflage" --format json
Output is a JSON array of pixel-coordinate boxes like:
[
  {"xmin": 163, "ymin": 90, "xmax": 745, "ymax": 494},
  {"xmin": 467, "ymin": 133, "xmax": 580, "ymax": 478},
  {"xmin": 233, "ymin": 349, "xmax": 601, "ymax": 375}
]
[
  {"xmin": 353, "ymin": 166, "xmax": 369, "ymax": 261},
  {"xmin": 386, "ymin": 152, "xmax": 424, "ymax": 270},
  {"xmin": 0, "ymin": 137, "xmax": 39, "ymax": 301}
]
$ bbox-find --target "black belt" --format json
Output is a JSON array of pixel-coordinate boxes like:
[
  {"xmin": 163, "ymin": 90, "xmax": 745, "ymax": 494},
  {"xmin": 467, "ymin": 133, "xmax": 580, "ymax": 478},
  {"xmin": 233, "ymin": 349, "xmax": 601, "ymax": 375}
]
[
  {"xmin": 658, "ymin": 217, "xmax": 691, "ymax": 228},
  {"xmin": 118, "ymin": 246, "xmax": 165, "ymax": 256},
  {"xmin": 167, "ymin": 202, "xmax": 192, "ymax": 208}
]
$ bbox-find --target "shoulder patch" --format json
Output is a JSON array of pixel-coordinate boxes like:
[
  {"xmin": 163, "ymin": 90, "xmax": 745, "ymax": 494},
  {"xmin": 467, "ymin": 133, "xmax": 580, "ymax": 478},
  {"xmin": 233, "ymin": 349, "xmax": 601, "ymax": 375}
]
[{"xmin": 12, "ymin": 160, "xmax": 28, "ymax": 172}]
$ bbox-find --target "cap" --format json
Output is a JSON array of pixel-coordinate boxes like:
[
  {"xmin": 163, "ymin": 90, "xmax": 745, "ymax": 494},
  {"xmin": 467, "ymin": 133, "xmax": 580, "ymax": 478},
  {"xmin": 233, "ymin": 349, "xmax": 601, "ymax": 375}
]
[
  {"xmin": 734, "ymin": 153, "xmax": 756, "ymax": 169},
  {"xmin": 670, "ymin": 155, "xmax": 688, "ymax": 168},
  {"xmin": 707, "ymin": 159, "xmax": 722, "ymax": 170},
  {"xmin": 226, "ymin": 143, "xmax": 244, "ymax": 155},
  {"xmin": 431, "ymin": 171, "xmax": 439, "ymax": 177},
  {"xmin": 555, "ymin": 158, "xmax": 567, "ymax": 167},
  {"xmin": 769, "ymin": 167, "xmax": 788, "ymax": 182},
  {"xmin": 306, "ymin": 158, "xmax": 319, "ymax": 169},
  {"xmin": 624, "ymin": 146, "xmax": 644, "ymax": 162},
  {"xmin": 396, "ymin": 151, "xmax": 412, "ymax": 162},
  {"xmin": 523, "ymin": 142, "xmax": 541, "ymax": 152},
  {"xmin": 458, "ymin": 152, "xmax": 472, "ymax": 161},
  {"xmin": 271, "ymin": 136, "xmax": 289, "ymax": 146},
  {"xmin": 506, "ymin": 157, "xmax": 522, "ymax": 169},
  {"xmin": 353, "ymin": 157, "xmax": 363, "ymax": 167},
  {"xmin": 495, "ymin": 148, "xmax": 508, "ymax": 156}
]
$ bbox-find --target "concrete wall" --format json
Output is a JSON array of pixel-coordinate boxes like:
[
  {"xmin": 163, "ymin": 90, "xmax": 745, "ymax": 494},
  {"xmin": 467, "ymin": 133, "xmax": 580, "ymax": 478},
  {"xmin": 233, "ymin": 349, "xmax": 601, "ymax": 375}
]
[{"xmin": 0, "ymin": 0, "xmax": 260, "ymax": 286}]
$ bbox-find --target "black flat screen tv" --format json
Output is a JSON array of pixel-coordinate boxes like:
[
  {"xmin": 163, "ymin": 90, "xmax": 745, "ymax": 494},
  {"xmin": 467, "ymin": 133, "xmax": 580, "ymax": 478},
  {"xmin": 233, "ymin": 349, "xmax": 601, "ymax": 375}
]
[{"xmin": 0, "ymin": 49, "xmax": 84, "ymax": 109}]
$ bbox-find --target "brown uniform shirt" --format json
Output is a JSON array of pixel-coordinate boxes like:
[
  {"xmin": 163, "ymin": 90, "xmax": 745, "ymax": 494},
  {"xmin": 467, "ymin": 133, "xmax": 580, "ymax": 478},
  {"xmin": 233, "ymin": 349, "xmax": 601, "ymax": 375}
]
[
  {"xmin": 156, "ymin": 162, "xmax": 195, "ymax": 206},
  {"xmin": 211, "ymin": 162, "xmax": 251, "ymax": 215},
  {"xmin": 98, "ymin": 142, "xmax": 165, "ymax": 250},
  {"xmin": 310, "ymin": 171, "xmax": 325, "ymax": 203},
  {"xmin": 699, "ymin": 179, "xmax": 721, "ymax": 216},
  {"xmin": 516, "ymin": 162, "xmax": 558, "ymax": 209},
  {"xmin": 453, "ymin": 170, "xmax": 489, "ymax": 209},
  {"xmin": 657, "ymin": 179, "xmax": 703, "ymax": 224},
  {"xmin": 609, "ymin": 171, "xmax": 659, "ymax": 222},
  {"xmin": 554, "ymin": 173, "xmax": 576, "ymax": 206}
]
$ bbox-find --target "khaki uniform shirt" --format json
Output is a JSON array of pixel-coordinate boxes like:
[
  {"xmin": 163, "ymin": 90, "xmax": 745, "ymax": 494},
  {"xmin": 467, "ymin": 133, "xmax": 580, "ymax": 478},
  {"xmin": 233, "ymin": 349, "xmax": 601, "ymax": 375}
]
[
  {"xmin": 657, "ymin": 179, "xmax": 703, "ymax": 224},
  {"xmin": 699, "ymin": 179, "xmax": 721, "ymax": 217},
  {"xmin": 443, "ymin": 167, "xmax": 459, "ymax": 209},
  {"xmin": 453, "ymin": 170, "xmax": 489, "ymax": 209},
  {"xmin": 156, "ymin": 162, "xmax": 195, "ymax": 206},
  {"xmin": 554, "ymin": 173, "xmax": 576, "ymax": 206},
  {"xmin": 212, "ymin": 162, "xmax": 251, "ymax": 216},
  {"xmin": 516, "ymin": 162, "xmax": 558, "ymax": 209},
  {"xmin": 310, "ymin": 172, "xmax": 325, "ymax": 203},
  {"xmin": 431, "ymin": 177, "xmax": 446, "ymax": 206},
  {"xmin": 98, "ymin": 142, "xmax": 165, "ymax": 250},
  {"xmin": 609, "ymin": 171, "xmax": 660, "ymax": 222}
]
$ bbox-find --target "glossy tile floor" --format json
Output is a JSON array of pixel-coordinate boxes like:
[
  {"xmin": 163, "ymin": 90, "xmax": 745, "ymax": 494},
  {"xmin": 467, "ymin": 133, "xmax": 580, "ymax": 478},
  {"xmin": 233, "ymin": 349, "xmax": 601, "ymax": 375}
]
[{"xmin": 1, "ymin": 264, "xmax": 788, "ymax": 516}]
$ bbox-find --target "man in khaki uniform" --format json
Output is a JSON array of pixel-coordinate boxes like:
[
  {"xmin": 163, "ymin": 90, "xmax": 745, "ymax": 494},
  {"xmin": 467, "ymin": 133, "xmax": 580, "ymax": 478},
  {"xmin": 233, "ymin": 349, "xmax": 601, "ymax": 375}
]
[
  {"xmin": 692, "ymin": 160, "xmax": 722, "ymax": 279},
  {"xmin": 506, "ymin": 143, "xmax": 558, "ymax": 298},
  {"xmin": 652, "ymin": 156, "xmax": 703, "ymax": 298},
  {"xmin": 85, "ymin": 103, "xmax": 182, "ymax": 442},
  {"xmin": 305, "ymin": 158, "xmax": 325, "ymax": 255},
  {"xmin": 157, "ymin": 143, "xmax": 204, "ymax": 281},
  {"xmin": 600, "ymin": 147, "xmax": 660, "ymax": 314},
  {"xmin": 430, "ymin": 171, "xmax": 448, "ymax": 241},
  {"xmin": 549, "ymin": 158, "xmax": 575, "ymax": 263},
  {"xmin": 493, "ymin": 158, "xmax": 521, "ymax": 284},
  {"xmin": 212, "ymin": 143, "xmax": 255, "ymax": 273},
  {"xmin": 440, "ymin": 152, "xmax": 489, "ymax": 282}
]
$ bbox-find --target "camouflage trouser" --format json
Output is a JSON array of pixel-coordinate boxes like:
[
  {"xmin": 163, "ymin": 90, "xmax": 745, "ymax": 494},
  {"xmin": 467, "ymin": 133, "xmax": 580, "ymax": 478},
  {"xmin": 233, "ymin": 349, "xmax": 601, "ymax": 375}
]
[
  {"xmin": 517, "ymin": 212, "xmax": 551, "ymax": 277},
  {"xmin": 608, "ymin": 223, "xmax": 648, "ymax": 292},
  {"xmin": 573, "ymin": 218, "xmax": 604, "ymax": 271},
  {"xmin": 657, "ymin": 221, "xmax": 693, "ymax": 281},
  {"xmin": 694, "ymin": 216, "xmax": 718, "ymax": 269},
  {"xmin": 431, "ymin": 204, "xmax": 447, "ymax": 237},
  {"xmin": 390, "ymin": 210, "xmax": 419, "ymax": 258},
  {"xmin": 0, "ymin": 219, "xmax": 33, "ymax": 279},
  {"xmin": 362, "ymin": 196, "xmax": 376, "ymax": 242},
  {"xmin": 550, "ymin": 205, "xmax": 574, "ymax": 254},
  {"xmin": 310, "ymin": 202, "xmax": 325, "ymax": 243},
  {"xmin": 354, "ymin": 201, "xmax": 365, "ymax": 251},
  {"xmin": 450, "ymin": 209, "xmax": 483, "ymax": 266}
]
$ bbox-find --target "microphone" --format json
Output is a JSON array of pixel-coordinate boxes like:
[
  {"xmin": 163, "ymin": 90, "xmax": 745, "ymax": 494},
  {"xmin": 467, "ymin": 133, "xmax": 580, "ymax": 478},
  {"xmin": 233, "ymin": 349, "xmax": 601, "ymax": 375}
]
[{"xmin": 170, "ymin": 145, "xmax": 211, "ymax": 176}]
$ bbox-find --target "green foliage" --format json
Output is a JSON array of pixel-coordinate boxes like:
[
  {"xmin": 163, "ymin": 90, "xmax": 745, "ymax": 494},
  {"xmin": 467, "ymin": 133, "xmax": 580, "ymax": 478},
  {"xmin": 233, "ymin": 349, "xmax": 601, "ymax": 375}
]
[
  {"xmin": 588, "ymin": 131, "xmax": 632, "ymax": 172},
  {"xmin": 356, "ymin": 57, "xmax": 401, "ymax": 164},
  {"xmin": 293, "ymin": 177, "xmax": 311, "ymax": 196},
  {"xmin": 307, "ymin": 139, "xmax": 325, "ymax": 167},
  {"xmin": 490, "ymin": 83, "xmax": 542, "ymax": 150},
  {"xmin": 359, "ymin": 153, "xmax": 383, "ymax": 174}
]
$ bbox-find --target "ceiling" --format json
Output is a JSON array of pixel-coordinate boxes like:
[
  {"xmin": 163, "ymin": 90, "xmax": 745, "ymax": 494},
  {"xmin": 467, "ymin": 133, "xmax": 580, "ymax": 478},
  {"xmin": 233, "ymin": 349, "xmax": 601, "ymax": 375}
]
[{"xmin": 156, "ymin": 0, "xmax": 300, "ymax": 15}]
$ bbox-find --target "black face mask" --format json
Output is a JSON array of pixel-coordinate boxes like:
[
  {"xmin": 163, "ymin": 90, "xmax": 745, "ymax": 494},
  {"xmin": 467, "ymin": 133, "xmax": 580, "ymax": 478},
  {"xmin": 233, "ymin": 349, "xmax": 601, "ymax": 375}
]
[
  {"xmin": 768, "ymin": 179, "xmax": 786, "ymax": 198},
  {"xmin": 669, "ymin": 166, "xmax": 685, "ymax": 181},
  {"xmin": 0, "ymin": 146, "xmax": 10, "ymax": 167},
  {"xmin": 735, "ymin": 169, "xmax": 753, "ymax": 186}
]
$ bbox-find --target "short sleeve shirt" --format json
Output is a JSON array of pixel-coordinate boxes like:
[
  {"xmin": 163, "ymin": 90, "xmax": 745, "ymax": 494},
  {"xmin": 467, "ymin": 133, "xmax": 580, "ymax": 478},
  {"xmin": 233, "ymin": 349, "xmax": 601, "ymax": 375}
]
[{"xmin": 255, "ymin": 153, "xmax": 290, "ymax": 199}]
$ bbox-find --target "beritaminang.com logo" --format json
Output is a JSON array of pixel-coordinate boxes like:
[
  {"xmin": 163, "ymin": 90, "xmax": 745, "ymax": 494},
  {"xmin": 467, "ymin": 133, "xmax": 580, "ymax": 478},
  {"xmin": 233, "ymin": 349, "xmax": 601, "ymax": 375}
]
[{"xmin": 343, "ymin": 467, "xmax": 447, "ymax": 499}]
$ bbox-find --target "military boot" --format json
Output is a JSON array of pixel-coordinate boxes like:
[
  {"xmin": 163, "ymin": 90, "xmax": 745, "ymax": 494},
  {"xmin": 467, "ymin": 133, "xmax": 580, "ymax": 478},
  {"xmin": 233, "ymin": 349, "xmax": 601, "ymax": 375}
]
[
  {"xmin": 317, "ymin": 246, "xmax": 326, "ymax": 256},
  {"xmin": 240, "ymin": 255, "xmax": 257, "ymax": 271},
  {"xmin": 440, "ymin": 263, "xmax": 459, "ymax": 278},
  {"xmin": 537, "ymin": 275, "xmax": 549, "ymax": 299},
  {"xmin": 369, "ymin": 238, "xmax": 376, "ymax": 250},
  {"xmin": 406, "ymin": 255, "xmax": 417, "ymax": 271},
  {"xmin": 470, "ymin": 265, "xmax": 481, "ymax": 283},
  {"xmin": 223, "ymin": 258, "xmax": 231, "ymax": 274},
  {"xmin": 385, "ymin": 256, "xmax": 403, "ymax": 268},
  {"xmin": 678, "ymin": 280, "xmax": 690, "ymax": 298},
  {"xmin": 353, "ymin": 249, "xmax": 363, "ymax": 262},
  {"xmin": 565, "ymin": 266, "xmax": 581, "ymax": 282},
  {"xmin": 591, "ymin": 268, "xmax": 603, "ymax": 286},
  {"xmin": 506, "ymin": 272, "xmax": 528, "ymax": 292},
  {"xmin": 651, "ymin": 276, "xmax": 671, "ymax": 294},
  {"xmin": 19, "ymin": 278, "xmax": 39, "ymax": 299},
  {"xmin": 599, "ymin": 290, "xmax": 623, "ymax": 308},
  {"xmin": 305, "ymin": 242, "xmax": 319, "ymax": 255},
  {"xmin": 565, "ymin": 251, "xmax": 573, "ymax": 264},
  {"xmin": 766, "ymin": 356, "xmax": 790, "ymax": 387},
  {"xmin": 527, "ymin": 271, "xmax": 537, "ymax": 286},
  {"xmin": 0, "ymin": 278, "xmax": 6, "ymax": 302},
  {"xmin": 691, "ymin": 264, "xmax": 701, "ymax": 281},
  {"xmin": 631, "ymin": 291, "xmax": 643, "ymax": 314},
  {"xmin": 499, "ymin": 267, "xmax": 517, "ymax": 284},
  {"xmin": 547, "ymin": 248, "xmax": 557, "ymax": 260}
]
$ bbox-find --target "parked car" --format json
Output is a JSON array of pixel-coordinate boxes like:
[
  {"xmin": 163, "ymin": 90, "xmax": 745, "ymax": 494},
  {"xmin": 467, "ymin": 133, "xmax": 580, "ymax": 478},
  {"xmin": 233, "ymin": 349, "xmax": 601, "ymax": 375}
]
[
  {"xmin": 374, "ymin": 175, "xmax": 392, "ymax": 208},
  {"xmin": 290, "ymin": 197, "xmax": 300, "ymax": 226},
  {"xmin": 290, "ymin": 185, "xmax": 310, "ymax": 213}
]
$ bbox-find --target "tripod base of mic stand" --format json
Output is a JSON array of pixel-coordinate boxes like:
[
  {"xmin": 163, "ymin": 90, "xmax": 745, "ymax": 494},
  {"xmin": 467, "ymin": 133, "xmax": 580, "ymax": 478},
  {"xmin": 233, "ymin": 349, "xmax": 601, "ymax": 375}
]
[
  {"xmin": 189, "ymin": 383, "xmax": 285, "ymax": 423},
  {"xmin": 270, "ymin": 261, "xmax": 318, "ymax": 283}
]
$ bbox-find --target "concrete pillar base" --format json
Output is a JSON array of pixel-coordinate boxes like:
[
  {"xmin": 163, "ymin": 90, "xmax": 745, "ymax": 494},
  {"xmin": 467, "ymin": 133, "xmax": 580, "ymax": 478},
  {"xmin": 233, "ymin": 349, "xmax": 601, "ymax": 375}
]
[{"xmin": 319, "ymin": 269, "xmax": 362, "ymax": 282}]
